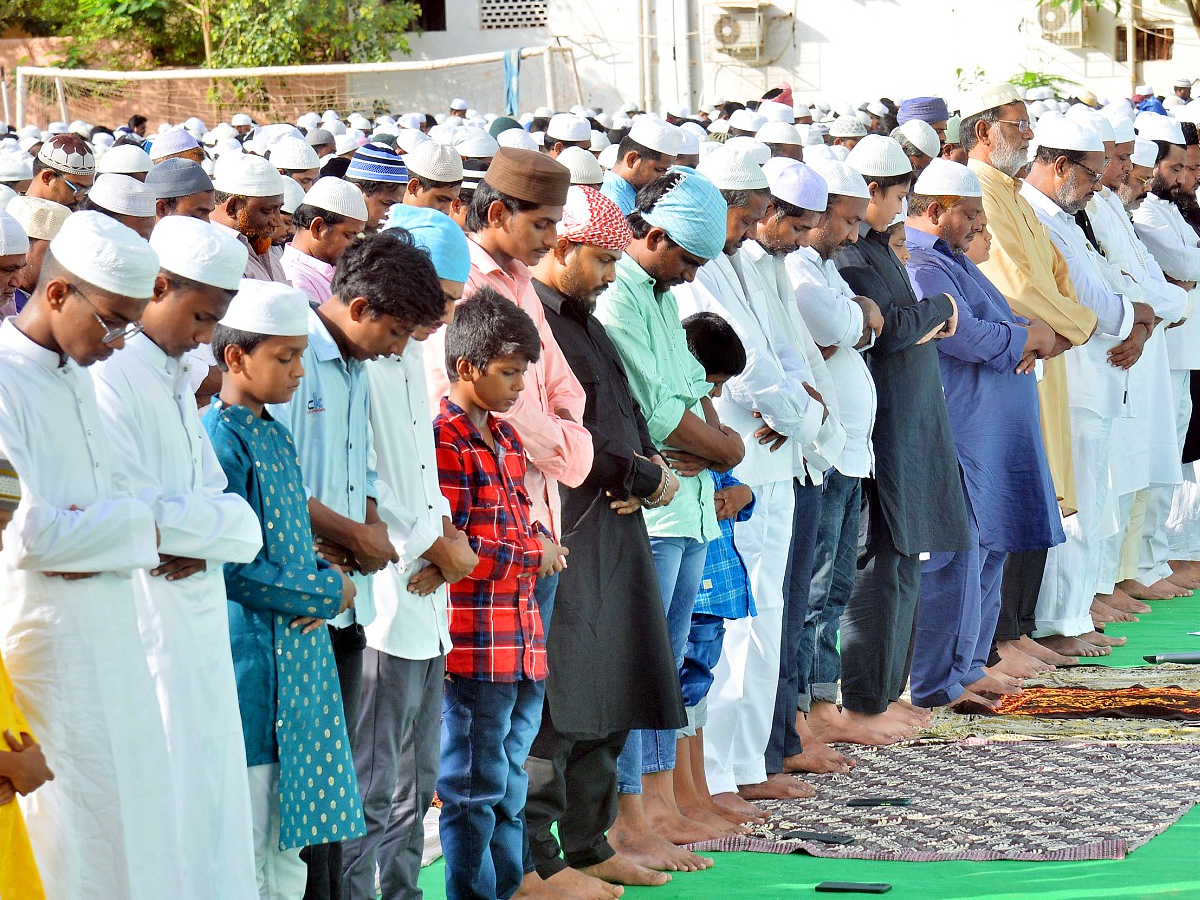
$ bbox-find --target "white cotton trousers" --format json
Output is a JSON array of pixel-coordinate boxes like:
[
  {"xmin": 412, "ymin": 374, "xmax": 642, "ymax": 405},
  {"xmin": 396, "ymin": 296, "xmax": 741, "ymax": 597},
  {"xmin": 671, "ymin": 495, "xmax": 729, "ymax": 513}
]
[
  {"xmin": 248, "ymin": 764, "xmax": 308, "ymax": 900},
  {"xmin": 1096, "ymin": 489, "xmax": 1136, "ymax": 595},
  {"xmin": 1036, "ymin": 410, "xmax": 1113, "ymax": 637},
  {"xmin": 703, "ymin": 480, "xmax": 795, "ymax": 796}
]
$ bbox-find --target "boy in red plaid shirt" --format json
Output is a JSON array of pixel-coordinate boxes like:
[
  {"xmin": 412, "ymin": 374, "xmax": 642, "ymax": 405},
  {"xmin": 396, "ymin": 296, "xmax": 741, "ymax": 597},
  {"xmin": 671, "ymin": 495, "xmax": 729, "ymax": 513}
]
[{"xmin": 433, "ymin": 287, "xmax": 569, "ymax": 900}]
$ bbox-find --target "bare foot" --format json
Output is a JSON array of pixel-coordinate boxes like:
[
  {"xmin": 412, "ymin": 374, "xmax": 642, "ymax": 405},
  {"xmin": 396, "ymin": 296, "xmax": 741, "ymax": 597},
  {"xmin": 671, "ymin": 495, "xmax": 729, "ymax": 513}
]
[
  {"xmin": 1118, "ymin": 578, "xmax": 1189, "ymax": 600},
  {"xmin": 513, "ymin": 871, "xmax": 583, "ymax": 900},
  {"xmin": 710, "ymin": 791, "xmax": 769, "ymax": 824},
  {"xmin": 1168, "ymin": 559, "xmax": 1200, "ymax": 583},
  {"xmin": 738, "ymin": 774, "xmax": 817, "ymax": 800},
  {"xmin": 1078, "ymin": 629, "xmax": 1126, "ymax": 647},
  {"xmin": 1166, "ymin": 570, "xmax": 1200, "ymax": 590},
  {"xmin": 1014, "ymin": 635, "xmax": 1076, "ymax": 666},
  {"xmin": 1091, "ymin": 597, "xmax": 1138, "ymax": 624},
  {"xmin": 810, "ymin": 708, "xmax": 917, "ymax": 745},
  {"xmin": 990, "ymin": 650, "xmax": 1044, "ymax": 679},
  {"xmin": 675, "ymin": 801, "xmax": 748, "ymax": 835},
  {"xmin": 1034, "ymin": 634, "xmax": 1108, "ymax": 659},
  {"xmin": 580, "ymin": 853, "xmax": 672, "ymax": 887},
  {"xmin": 608, "ymin": 797, "xmax": 714, "ymax": 872},
  {"xmin": 996, "ymin": 640, "xmax": 1055, "ymax": 674},
  {"xmin": 968, "ymin": 670, "xmax": 1023, "ymax": 697},
  {"xmin": 889, "ymin": 698, "xmax": 933, "ymax": 723},
  {"xmin": 786, "ymin": 712, "xmax": 855, "ymax": 773},
  {"xmin": 948, "ymin": 689, "xmax": 1001, "ymax": 712},
  {"xmin": 545, "ymin": 867, "xmax": 626, "ymax": 899},
  {"xmin": 1104, "ymin": 587, "xmax": 1153, "ymax": 614}
]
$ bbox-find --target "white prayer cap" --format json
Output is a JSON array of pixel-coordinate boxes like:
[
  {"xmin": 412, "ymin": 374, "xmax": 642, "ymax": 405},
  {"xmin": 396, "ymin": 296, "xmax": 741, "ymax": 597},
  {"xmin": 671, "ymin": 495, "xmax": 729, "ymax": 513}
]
[
  {"xmin": 213, "ymin": 152, "xmax": 286, "ymax": 197},
  {"xmin": 762, "ymin": 157, "xmax": 827, "ymax": 212},
  {"xmin": 89, "ymin": 173, "xmax": 158, "ymax": 218},
  {"xmin": 1135, "ymin": 112, "xmax": 1185, "ymax": 145},
  {"xmin": 629, "ymin": 117, "xmax": 682, "ymax": 156},
  {"xmin": 327, "ymin": 120, "xmax": 348, "ymax": 137},
  {"xmin": 1028, "ymin": 100, "xmax": 1049, "ymax": 120},
  {"xmin": 91, "ymin": 133, "xmax": 114, "ymax": 151},
  {"xmin": 1131, "ymin": 137, "xmax": 1159, "ymax": 168},
  {"xmin": 1089, "ymin": 114, "xmax": 1116, "ymax": 143},
  {"xmin": 269, "ymin": 136, "xmax": 320, "ymax": 171},
  {"xmin": 231, "ymin": 113, "xmax": 254, "ymax": 127},
  {"xmin": 757, "ymin": 100, "xmax": 794, "ymax": 124},
  {"xmin": 590, "ymin": 130, "xmax": 612, "ymax": 152},
  {"xmin": 798, "ymin": 124, "xmax": 826, "ymax": 147},
  {"xmin": 95, "ymin": 143, "xmax": 153, "ymax": 176},
  {"xmin": 347, "ymin": 113, "xmax": 372, "ymax": 132},
  {"xmin": 558, "ymin": 146, "xmax": 605, "ymax": 185},
  {"xmin": 150, "ymin": 216, "xmax": 247, "ymax": 291},
  {"xmin": 50, "ymin": 211, "xmax": 159, "ymax": 298},
  {"xmin": 793, "ymin": 104, "xmax": 812, "ymax": 119},
  {"xmin": 912, "ymin": 158, "xmax": 981, "ymax": 198},
  {"xmin": 1175, "ymin": 77, "xmax": 1195, "ymax": 89},
  {"xmin": 547, "ymin": 114, "xmax": 591, "ymax": 143},
  {"xmin": 707, "ymin": 118, "xmax": 731, "ymax": 136},
  {"xmin": 0, "ymin": 153, "xmax": 33, "ymax": 183},
  {"xmin": 46, "ymin": 122, "xmax": 68, "ymax": 135},
  {"xmin": 7, "ymin": 196, "xmax": 71, "ymax": 240},
  {"xmin": 534, "ymin": 106, "xmax": 555, "ymax": 118},
  {"xmin": 830, "ymin": 146, "xmax": 849, "ymax": 161},
  {"xmin": 148, "ymin": 128, "xmax": 201, "ymax": 161},
  {"xmin": 220, "ymin": 278, "xmax": 310, "ymax": 336},
  {"xmin": 597, "ymin": 144, "xmax": 620, "ymax": 170},
  {"xmin": 184, "ymin": 116, "xmax": 207, "ymax": 136},
  {"xmin": 334, "ymin": 133, "xmax": 359, "ymax": 156},
  {"xmin": 958, "ymin": 83, "xmax": 1025, "ymax": 119},
  {"xmin": 497, "ymin": 128, "xmax": 538, "ymax": 151},
  {"xmin": 846, "ymin": 135, "xmax": 912, "ymax": 177},
  {"xmin": 300, "ymin": 176, "xmax": 369, "ymax": 222},
  {"xmin": 723, "ymin": 136, "xmax": 772, "ymax": 166},
  {"xmin": 1136, "ymin": 84, "xmax": 1154, "ymax": 96},
  {"xmin": 1034, "ymin": 115, "xmax": 1105, "ymax": 153},
  {"xmin": 1175, "ymin": 100, "xmax": 1200, "ymax": 125},
  {"xmin": 678, "ymin": 129, "xmax": 701, "ymax": 156},
  {"xmin": 280, "ymin": 176, "xmax": 305, "ymax": 215},
  {"xmin": 756, "ymin": 122, "xmax": 803, "ymax": 146},
  {"xmin": 322, "ymin": 110, "xmax": 341, "ymax": 121},
  {"xmin": 829, "ymin": 115, "xmax": 867, "ymax": 138},
  {"xmin": 1109, "ymin": 116, "xmax": 1136, "ymax": 143},
  {"xmin": 697, "ymin": 147, "xmax": 768, "ymax": 191},
  {"xmin": 297, "ymin": 112, "xmax": 321, "ymax": 129},
  {"xmin": 803, "ymin": 144, "xmax": 836, "ymax": 163},
  {"xmin": 806, "ymin": 159, "xmax": 870, "ymax": 200},
  {"xmin": 450, "ymin": 98, "xmax": 469, "ymax": 111},
  {"xmin": 405, "ymin": 139, "xmax": 464, "ymax": 182},
  {"xmin": 666, "ymin": 104, "xmax": 692, "ymax": 119},
  {"xmin": 213, "ymin": 138, "xmax": 244, "ymax": 159},
  {"xmin": 594, "ymin": 112, "xmax": 613, "ymax": 129},
  {"xmin": 681, "ymin": 121, "xmax": 707, "ymax": 141},
  {"xmin": 898, "ymin": 120, "xmax": 940, "ymax": 158},
  {"xmin": 396, "ymin": 129, "xmax": 430, "ymax": 154},
  {"xmin": 452, "ymin": 127, "xmax": 500, "ymax": 159},
  {"xmin": 0, "ymin": 211, "xmax": 28, "ymax": 255},
  {"xmin": 866, "ymin": 100, "xmax": 889, "ymax": 118},
  {"xmin": 855, "ymin": 110, "xmax": 873, "ymax": 128},
  {"xmin": 728, "ymin": 108, "xmax": 767, "ymax": 133}
]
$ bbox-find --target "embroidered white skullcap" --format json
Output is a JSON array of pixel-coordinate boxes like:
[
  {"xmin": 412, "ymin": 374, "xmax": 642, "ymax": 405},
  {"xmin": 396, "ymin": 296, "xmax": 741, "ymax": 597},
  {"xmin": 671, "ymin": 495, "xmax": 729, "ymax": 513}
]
[
  {"xmin": 300, "ymin": 176, "xmax": 369, "ymax": 221},
  {"xmin": 219, "ymin": 278, "xmax": 310, "ymax": 336},
  {"xmin": 89, "ymin": 173, "xmax": 157, "ymax": 218},
  {"xmin": 452, "ymin": 127, "xmax": 500, "ymax": 159},
  {"xmin": 269, "ymin": 136, "xmax": 320, "ymax": 171},
  {"xmin": 697, "ymin": 147, "xmax": 768, "ymax": 190},
  {"xmin": 280, "ymin": 176, "xmax": 305, "ymax": 215},
  {"xmin": 958, "ymin": 83, "xmax": 1025, "ymax": 120},
  {"xmin": 231, "ymin": 113, "xmax": 254, "ymax": 127},
  {"xmin": 7, "ymin": 196, "xmax": 70, "ymax": 240},
  {"xmin": 912, "ymin": 158, "xmax": 982, "ymax": 198},
  {"xmin": 678, "ymin": 129, "xmax": 701, "ymax": 156},
  {"xmin": 213, "ymin": 153, "xmax": 286, "ymax": 197},
  {"xmin": 1090, "ymin": 114, "xmax": 1115, "ymax": 144},
  {"xmin": 721, "ymin": 136, "xmax": 770, "ymax": 166},
  {"xmin": 96, "ymin": 144, "xmax": 153, "ymax": 176},
  {"xmin": 866, "ymin": 100, "xmax": 889, "ymax": 118},
  {"xmin": 629, "ymin": 117, "xmax": 682, "ymax": 156},
  {"xmin": 50, "ymin": 211, "xmax": 159, "ymax": 298},
  {"xmin": 802, "ymin": 144, "xmax": 836, "ymax": 162},
  {"xmin": 558, "ymin": 146, "xmax": 605, "ymax": 185},
  {"xmin": 597, "ymin": 143, "xmax": 620, "ymax": 170},
  {"xmin": 1136, "ymin": 111, "xmax": 1186, "ymax": 145},
  {"xmin": 757, "ymin": 100, "xmax": 794, "ymax": 124},
  {"xmin": 450, "ymin": 98, "xmax": 469, "ymax": 111},
  {"xmin": 846, "ymin": 134, "xmax": 913, "ymax": 177},
  {"xmin": 590, "ymin": 130, "xmax": 612, "ymax": 152},
  {"xmin": 1110, "ymin": 117, "xmax": 1136, "ymax": 143},
  {"xmin": 547, "ymin": 114, "xmax": 591, "ymax": 143},
  {"xmin": 0, "ymin": 153, "xmax": 33, "ymax": 183},
  {"xmin": 898, "ymin": 120, "xmax": 940, "ymax": 159},
  {"xmin": 0, "ymin": 211, "xmax": 28, "ymax": 255},
  {"xmin": 1035, "ymin": 115, "xmax": 1105, "ymax": 152},
  {"xmin": 829, "ymin": 115, "xmax": 867, "ymax": 138},
  {"xmin": 756, "ymin": 122, "xmax": 803, "ymax": 146},
  {"xmin": 150, "ymin": 216, "xmax": 248, "ymax": 290},
  {"xmin": 762, "ymin": 157, "xmax": 827, "ymax": 212},
  {"xmin": 497, "ymin": 128, "xmax": 538, "ymax": 151},
  {"xmin": 0, "ymin": 185, "xmax": 13, "ymax": 212},
  {"xmin": 148, "ymin": 128, "xmax": 201, "ymax": 161},
  {"xmin": 405, "ymin": 140, "xmax": 464, "ymax": 182},
  {"xmin": 728, "ymin": 108, "xmax": 766, "ymax": 133},
  {"xmin": 806, "ymin": 158, "xmax": 870, "ymax": 200},
  {"xmin": 1131, "ymin": 137, "xmax": 1159, "ymax": 168}
]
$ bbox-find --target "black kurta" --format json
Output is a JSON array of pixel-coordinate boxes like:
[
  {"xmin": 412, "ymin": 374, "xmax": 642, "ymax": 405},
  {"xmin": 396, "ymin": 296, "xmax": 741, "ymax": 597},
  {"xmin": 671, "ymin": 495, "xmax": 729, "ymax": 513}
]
[
  {"xmin": 535, "ymin": 280, "xmax": 687, "ymax": 739},
  {"xmin": 837, "ymin": 225, "xmax": 970, "ymax": 556}
]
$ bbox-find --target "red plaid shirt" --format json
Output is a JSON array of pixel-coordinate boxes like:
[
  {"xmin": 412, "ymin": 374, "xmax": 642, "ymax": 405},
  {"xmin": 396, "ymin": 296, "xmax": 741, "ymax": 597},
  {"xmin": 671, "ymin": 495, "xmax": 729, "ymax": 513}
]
[{"xmin": 434, "ymin": 398, "xmax": 548, "ymax": 682}]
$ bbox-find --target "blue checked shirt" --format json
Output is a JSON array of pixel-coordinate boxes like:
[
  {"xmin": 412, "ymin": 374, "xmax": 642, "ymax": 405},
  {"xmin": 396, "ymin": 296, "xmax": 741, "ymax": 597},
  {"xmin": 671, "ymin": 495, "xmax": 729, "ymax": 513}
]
[{"xmin": 691, "ymin": 470, "xmax": 756, "ymax": 619}]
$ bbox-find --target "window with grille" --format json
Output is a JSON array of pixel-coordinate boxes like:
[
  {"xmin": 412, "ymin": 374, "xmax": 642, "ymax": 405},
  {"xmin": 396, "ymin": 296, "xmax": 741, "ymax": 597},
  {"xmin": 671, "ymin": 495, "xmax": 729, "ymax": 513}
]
[
  {"xmin": 1115, "ymin": 24, "xmax": 1174, "ymax": 62},
  {"xmin": 479, "ymin": 0, "xmax": 547, "ymax": 30}
]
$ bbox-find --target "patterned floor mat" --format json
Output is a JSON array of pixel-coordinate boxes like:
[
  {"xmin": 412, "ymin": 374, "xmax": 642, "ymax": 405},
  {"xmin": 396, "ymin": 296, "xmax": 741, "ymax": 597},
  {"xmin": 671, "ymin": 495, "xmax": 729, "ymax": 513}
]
[
  {"xmin": 994, "ymin": 686, "xmax": 1200, "ymax": 720},
  {"xmin": 685, "ymin": 738, "xmax": 1200, "ymax": 861}
]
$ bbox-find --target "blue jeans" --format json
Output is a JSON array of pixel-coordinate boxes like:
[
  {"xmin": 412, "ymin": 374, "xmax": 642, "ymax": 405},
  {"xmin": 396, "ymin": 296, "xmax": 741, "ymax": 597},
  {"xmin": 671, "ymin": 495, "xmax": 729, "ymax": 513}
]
[
  {"xmin": 679, "ymin": 612, "xmax": 727, "ymax": 709},
  {"xmin": 519, "ymin": 573, "xmax": 558, "ymax": 876},
  {"xmin": 800, "ymin": 472, "xmax": 861, "ymax": 708},
  {"xmin": 616, "ymin": 535, "xmax": 708, "ymax": 794}
]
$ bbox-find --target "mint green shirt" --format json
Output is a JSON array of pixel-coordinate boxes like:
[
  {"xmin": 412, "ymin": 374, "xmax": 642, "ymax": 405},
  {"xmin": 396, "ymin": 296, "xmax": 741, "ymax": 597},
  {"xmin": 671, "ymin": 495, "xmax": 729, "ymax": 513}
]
[{"xmin": 594, "ymin": 255, "xmax": 719, "ymax": 542}]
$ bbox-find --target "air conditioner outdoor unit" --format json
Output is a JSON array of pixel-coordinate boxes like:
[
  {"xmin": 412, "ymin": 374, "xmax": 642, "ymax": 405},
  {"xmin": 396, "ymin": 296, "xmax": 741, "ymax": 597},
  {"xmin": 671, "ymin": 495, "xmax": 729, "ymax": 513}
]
[
  {"xmin": 1038, "ymin": 2, "xmax": 1086, "ymax": 49},
  {"xmin": 706, "ymin": 2, "xmax": 768, "ymax": 62}
]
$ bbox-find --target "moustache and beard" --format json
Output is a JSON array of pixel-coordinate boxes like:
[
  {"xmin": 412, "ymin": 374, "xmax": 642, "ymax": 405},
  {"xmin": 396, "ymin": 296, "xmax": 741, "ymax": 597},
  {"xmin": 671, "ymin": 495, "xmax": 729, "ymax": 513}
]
[
  {"xmin": 989, "ymin": 133, "xmax": 1030, "ymax": 179},
  {"xmin": 234, "ymin": 207, "xmax": 276, "ymax": 256},
  {"xmin": 1153, "ymin": 175, "xmax": 1200, "ymax": 232}
]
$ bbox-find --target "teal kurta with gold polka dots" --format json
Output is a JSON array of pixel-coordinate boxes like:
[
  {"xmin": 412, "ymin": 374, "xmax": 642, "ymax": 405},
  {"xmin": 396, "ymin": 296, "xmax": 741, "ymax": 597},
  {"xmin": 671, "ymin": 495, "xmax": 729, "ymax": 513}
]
[{"xmin": 204, "ymin": 399, "xmax": 364, "ymax": 850}]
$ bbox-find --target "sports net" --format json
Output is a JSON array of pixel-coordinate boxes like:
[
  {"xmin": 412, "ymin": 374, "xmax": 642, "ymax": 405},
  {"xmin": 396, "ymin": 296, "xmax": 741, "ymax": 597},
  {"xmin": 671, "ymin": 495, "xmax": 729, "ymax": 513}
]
[{"xmin": 14, "ymin": 46, "xmax": 582, "ymax": 129}]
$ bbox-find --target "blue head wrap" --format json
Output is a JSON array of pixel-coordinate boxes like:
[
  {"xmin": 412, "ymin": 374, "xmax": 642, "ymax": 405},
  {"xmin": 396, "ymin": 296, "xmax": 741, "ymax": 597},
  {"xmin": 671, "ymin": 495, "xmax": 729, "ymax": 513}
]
[
  {"xmin": 383, "ymin": 204, "xmax": 471, "ymax": 283},
  {"xmin": 638, "ymin": 166, "xmax": 727, "ymax": 261},
  {"xmin": 897, "ymin": 96, "xmax": 950, "ymax": 125}
]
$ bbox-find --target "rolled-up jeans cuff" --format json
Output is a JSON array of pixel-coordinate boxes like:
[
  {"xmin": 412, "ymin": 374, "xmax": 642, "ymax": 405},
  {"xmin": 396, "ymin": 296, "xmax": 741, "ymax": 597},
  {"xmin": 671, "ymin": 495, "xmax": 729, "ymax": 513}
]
[
  {"xmin": 675, "ymin": 697, "xmax": 707, "ymax": 740},
  {"xmin": 810, "ymin": 682, "xmax": 839, "ymax": 704}
]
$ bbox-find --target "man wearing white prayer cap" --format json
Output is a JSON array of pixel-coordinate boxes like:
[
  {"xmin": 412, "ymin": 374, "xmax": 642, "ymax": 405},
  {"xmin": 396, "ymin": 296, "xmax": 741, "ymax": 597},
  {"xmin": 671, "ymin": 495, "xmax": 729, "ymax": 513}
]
[
  {"xmin": 728, "ymin": 108, "xmax": 767, "ymax": 137},
  {"xmin": 147, "ymin": 157, "xmax": 216, "ymax": 222},
  {"xmin": 0, "ymin": 152, "xmax": 33, "ymax": 193},
  {"xmin": 84, "ymin": 172, "xmax": 157, "ymax": 239},
  {"xmin": 891, "ymin": 120, "xmax": 940, "ymax": 176},
  {"xmin": 449, "ymin": 98, "xmax": 469, "ymax": 119},
  {"xmin": 96, "ymin": 143, "xmax": 153, "ymax": 181},
  {"xmin": 28, "ymin": 133, "xmax": 95, "ymax": 210},
  {"xmin": 546, "ymin": 114, "xmax": 592, "ymax": 157},
  {"xmin": 6, "ymin": 195, "xmax": 69, "ymax": 311},
  {"xmin": 1174, "ymin": 77, "xmax": 1194, "ymax": 103},
  {"xmin": 209, "ymin": 152, "xmax": 289, "ymax": 282},
  {"xmin": 793, "ymin": 103, "xmax": 814, "ymax": 125},
  {"xmin": 0, "ymin": 210, "xmax": 28, "ymax": 317},
  {"xmin": 231, "ymin": 112, "xmax": 254, "ymax": 135},
  {"xmin": 402, "ymin": 139, "xmax": 464, "ymax": 214},
  {"xmin": 829, "ymin": 115, "xmax": 867, "ymax": 151},
  {"xmin": 756, "ymin": 121, "xmax": 804, "ymax": 161},
  {"xmin": 90, "ymin": 213, "xmax": 260, "ymax": 900},
  {"xmin": 148, "ymin": 127, "xmax": 205, "ymax": 164},
  {"xmin": 1019, "ymin": 115, "xmax": 1155, "ymax": 659},
  {"xmin": 676, "ymin": 128, "xmax": 701, "ymax": 168},
  {"xmin": 0, "ymin": 211, "xmax": 186, "ymax": 900},
  {"xmin": 600, "ymin": 117, "xmax": 681, "ymax": 214},
  {"xmin": 557, "ymin": 145, "xmax": 605, "ymax": 186},
  {"xmin": 281, "ymin": 177, "xmax": 369, "ymax": 305},
  {"xmin": 268, "ymin": 135, "xmax": 321, "ymax": 191},
  {"xmin": 451, "ymin": 127, "xmax": 499, "ymax": 166}
]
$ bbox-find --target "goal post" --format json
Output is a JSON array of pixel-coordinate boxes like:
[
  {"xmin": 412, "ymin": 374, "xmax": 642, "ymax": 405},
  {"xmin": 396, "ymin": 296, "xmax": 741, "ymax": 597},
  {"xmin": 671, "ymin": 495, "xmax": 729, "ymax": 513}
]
[{"xmin": 14, "ymin": 45, "xmax": 582, "ymax": 129}]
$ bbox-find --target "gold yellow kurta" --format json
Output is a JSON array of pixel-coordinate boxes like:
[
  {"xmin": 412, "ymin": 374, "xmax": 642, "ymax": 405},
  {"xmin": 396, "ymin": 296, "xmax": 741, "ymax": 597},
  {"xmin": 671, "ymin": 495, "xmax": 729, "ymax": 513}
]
[
  {"xmin": 970, "ymin": 158, "xmax": 1098, "ymax": 516},
  {"xmin": 0, "ymin": 657, "xmax": 45, "ymax": 900}
]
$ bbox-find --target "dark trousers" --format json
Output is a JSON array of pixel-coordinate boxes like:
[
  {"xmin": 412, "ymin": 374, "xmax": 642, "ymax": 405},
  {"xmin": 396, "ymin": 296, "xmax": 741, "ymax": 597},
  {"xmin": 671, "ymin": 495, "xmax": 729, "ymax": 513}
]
[
  {"xmin": 765, "ymin": 477, "xmax": 822, "ymax": 773},
  {"xmin": 524, "ymin": 703, "xmax": 627, "ymax": 879},
  {"xmin": 302, "ymin": 622, "xmax": 366, "ymax": 900},
  {"xmin": 988, "ymin": 549, "xmax": 1048, "ymax": 664},
  {"xmin": 840, "ymin": 487, "xmax": 921, "ymax": 715}
]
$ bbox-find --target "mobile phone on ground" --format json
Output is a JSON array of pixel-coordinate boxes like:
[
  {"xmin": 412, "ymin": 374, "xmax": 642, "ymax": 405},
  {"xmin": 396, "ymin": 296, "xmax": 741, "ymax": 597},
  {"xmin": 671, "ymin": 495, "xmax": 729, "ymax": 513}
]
[
  {"xmin": 815, "ymin": 882, "xmax": 892, "ymax": 894},
  {"xmin": 846, "ymin": 796, "xmax": 912, "ymax": 807}
]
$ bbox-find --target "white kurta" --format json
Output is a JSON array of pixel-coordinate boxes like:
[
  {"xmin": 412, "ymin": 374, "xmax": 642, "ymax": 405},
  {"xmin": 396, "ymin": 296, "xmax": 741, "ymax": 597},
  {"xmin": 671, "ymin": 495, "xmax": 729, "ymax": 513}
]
[
  {"xmin": 91, "ymin": 332, "xmax": 264, "ymax": 900},
  {"xmin": 0, "ymin": 320, "xmax": 184, "ymax": 900}
]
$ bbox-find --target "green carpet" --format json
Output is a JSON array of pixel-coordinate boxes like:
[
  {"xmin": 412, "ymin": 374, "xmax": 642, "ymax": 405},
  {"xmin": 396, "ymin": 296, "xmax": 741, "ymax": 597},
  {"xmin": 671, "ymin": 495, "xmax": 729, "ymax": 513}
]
[{"xmin": 1087, "ymin": 589, "xmax": 1200, "ymax": 667}]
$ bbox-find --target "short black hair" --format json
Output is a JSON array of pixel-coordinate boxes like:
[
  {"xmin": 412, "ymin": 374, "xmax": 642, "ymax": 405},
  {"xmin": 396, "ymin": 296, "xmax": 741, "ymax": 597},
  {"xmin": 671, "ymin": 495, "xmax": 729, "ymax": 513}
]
[
  {"xmin": 616, "ymin": 134, "xmax": 668, "ymax": 163},
  {"xmin": 321, "ymin": 157, "xmax": 352, "ymax": 179},
  {"xmin": 292, "ymin": 203, "xmax": 349, "ymax": 230},
  {"xmin": 682, "ymin": 311, "xmax": 746, "ymax": 377},
  {"xmin": 1154, "ymin": 139, "xmax": 1180, "ymax": 164},
  {"xmin": 465, "ymin": 180, "xmax": 542, "ymax": 232},
  {"xmin": 720, "ymin": 187, "xmax": 771, "ymax": 209},
  {"xmin": 1183, "ymin": 122, "xmax": 1200, "ymax": 147},
  {"xmin": 627, "ymin": 171, "xmax": 685, "ymax": 239},
  {"xmin": 161, "ymin": 269, "xmax": 235, "ymax": 301},
  {"xmin": 864, "ymin": 172, "xmax": 913, "ymax": 193},
  {"xmin": 80, "ymin": 196, "xmax": 124, "ymax": 222},
  {"xmin": 412, "ymin": 173, "xmax": 462, "ymax": 191},
  {"xmin": 444, "ymin": 286, "xmax": 541, "ymax": 381},
  {"xmin": 128, "ymin": 114, "xmax": 147, "ymax": 129},
  {"xmin": 210, "ymin": 326, "xmax": 266, "ymax": 372},
  {"xmin": 331, "ymin": 229, "xmax": 445, "ymax": 326},
  {"xmin": 347, "ymin": 178, "xmax": 404, "ymax": 197},
  {"xmin": 769, "ymin": 194, "xmax": 807, "ymax": 221}
]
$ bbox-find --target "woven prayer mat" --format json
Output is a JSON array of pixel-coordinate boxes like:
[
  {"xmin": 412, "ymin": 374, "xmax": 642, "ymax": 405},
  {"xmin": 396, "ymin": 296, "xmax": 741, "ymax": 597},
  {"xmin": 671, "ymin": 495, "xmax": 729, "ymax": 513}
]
[
  {"xmin": 994, "ymin": 685, "xmax": 1200, "ymax": 720},
  {"xmin": 920, "ymin": 707, "xmax": 1200, "ymax": 742},
  {"xmin": 684, "ymin": 738, "xmax": 1200, "ymax": 861}
]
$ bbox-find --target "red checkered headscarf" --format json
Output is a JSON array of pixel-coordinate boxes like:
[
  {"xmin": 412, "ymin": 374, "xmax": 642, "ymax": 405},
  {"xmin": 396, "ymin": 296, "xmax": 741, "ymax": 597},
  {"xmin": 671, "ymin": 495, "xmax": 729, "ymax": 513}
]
[{"xmin": 556, "ymin": 185, "xmax": 632, "ymax": 252}]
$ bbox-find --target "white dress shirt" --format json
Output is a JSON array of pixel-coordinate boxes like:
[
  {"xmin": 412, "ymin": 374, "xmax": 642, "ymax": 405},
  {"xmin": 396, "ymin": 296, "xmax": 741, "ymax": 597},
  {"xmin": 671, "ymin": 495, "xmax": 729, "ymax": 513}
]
[{"xmin": 1133, "ymin": 192, "xmax": 1200, "ymax": 370}]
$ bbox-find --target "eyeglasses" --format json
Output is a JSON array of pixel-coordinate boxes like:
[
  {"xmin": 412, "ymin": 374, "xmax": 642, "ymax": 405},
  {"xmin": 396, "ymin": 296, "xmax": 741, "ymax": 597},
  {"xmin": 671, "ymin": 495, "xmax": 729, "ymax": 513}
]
[
  {"xmin": 1132, "ymin": 174, "xmax": 1154, "ymax": 189},
  {"xmin": 56, "ymin": 172, "xmax": 90, "ymax": 195},
  {"xmin": 68, "ymin": 284, "xmax": 144, "ymax": 344},
  {"xmin": 995, "ymin": 118, "xmax": 1031, "ymax": 133},
  {"xmin": 1068, "ymin": 158, "xmax": 1105, "ymax": 184}
]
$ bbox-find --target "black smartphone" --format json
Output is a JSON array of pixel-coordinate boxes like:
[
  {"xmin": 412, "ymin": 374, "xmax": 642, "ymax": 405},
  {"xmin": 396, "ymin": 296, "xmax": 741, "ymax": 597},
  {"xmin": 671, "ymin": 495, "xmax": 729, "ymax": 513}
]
[
  {"xmin": 846, "ymin": 796, "xmax": 912, "ymax": 807},
  {"xmin": 778, "ymin": 829, "xmax": 855, "ymax": 844},
  {"xmin": 815, "ymin": 882, "xmax": 892, "ymax": 894}
]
